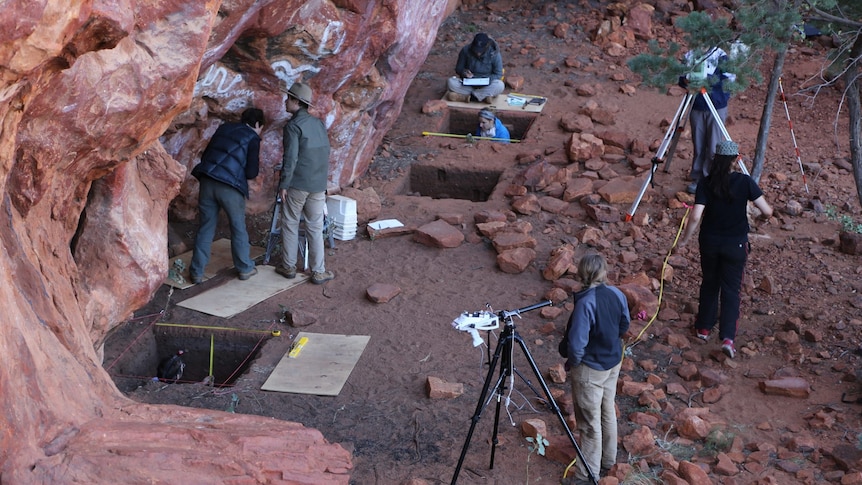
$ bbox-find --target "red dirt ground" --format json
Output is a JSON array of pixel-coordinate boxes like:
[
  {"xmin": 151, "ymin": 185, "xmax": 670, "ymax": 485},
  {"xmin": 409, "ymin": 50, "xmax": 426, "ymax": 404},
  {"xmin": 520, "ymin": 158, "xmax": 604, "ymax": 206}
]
[{"xmin": 105, "ymin": 4, "xmax": 862, "ymax": 484}]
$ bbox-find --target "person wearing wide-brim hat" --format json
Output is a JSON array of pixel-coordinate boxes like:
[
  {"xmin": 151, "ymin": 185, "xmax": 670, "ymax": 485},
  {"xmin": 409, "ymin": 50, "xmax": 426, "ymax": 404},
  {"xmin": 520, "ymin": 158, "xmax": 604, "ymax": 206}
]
[
  {"xmin": 285, "ymin": 81, "xmax": 314, "ymax": 107},
  {"xmin": 275, "ymin": 82, "xmax": 335, "ymax": 285},
  {"xmin": 679, "ymin": 139, "xmax": 773, "ymax": 359}
]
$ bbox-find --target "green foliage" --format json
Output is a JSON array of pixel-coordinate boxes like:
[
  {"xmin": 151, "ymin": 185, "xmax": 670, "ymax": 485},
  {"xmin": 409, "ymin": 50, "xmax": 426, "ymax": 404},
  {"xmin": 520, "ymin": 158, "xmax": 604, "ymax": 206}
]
[
  {"xmin": 525, "ymin": 433, "xmax": 549, "ymax": 483},
  {"xmin": 839, "ymin": 215, "xmax": 862, "ymax": 233},
  {"xmin": 626, "ymin": 40, "xmax": 686, "ymax": 90},
  {"xmin": 627, "ymin": 1, "xmax": 806, "ymax": 94},
  {"xmin": 826, "ymin": 205, "xmax": 862, "ymax": 233},
  {"xmin": 526, "ymin": 433, "xmax": 548, "ymax": 456},
  {"xmin": 654, "ymin": 433, "xmax": 696, "ymax": 462}
]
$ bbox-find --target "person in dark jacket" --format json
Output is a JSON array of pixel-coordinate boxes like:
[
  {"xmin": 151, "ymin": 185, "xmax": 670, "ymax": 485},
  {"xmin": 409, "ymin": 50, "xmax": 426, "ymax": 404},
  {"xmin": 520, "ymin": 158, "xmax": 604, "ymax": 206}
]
[
  {"xmin": 445, "ymin": 32, "xmax": 504, "ymax": 103},
  {"xmin": 189, "ymin": 107, "xmax": 265, "ymax": 284},
  {"xmin": 475, "ymin": 108, "xmax": 510, "ymax": 143},
  {"xmin": 274, "ymin": 82, "xmax": 334, "ymax": 285},
  {"xmin": 679, "ymin": 140, "xmax": 773, "ymax": 359},
  {"xmin": 678, "ymin": 47, "xmax": 735, "ymax": 194},
  {"xmin": 565, "ymin": 253, "xmax": 630, "ymax": 484}
]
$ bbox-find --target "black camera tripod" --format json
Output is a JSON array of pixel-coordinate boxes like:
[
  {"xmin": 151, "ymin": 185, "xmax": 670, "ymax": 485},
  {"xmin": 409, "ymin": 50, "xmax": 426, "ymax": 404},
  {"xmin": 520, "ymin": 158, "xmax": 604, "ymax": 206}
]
[{"xmin": 451, "ymin": 301, "xmax": 598, "ymax": 485}]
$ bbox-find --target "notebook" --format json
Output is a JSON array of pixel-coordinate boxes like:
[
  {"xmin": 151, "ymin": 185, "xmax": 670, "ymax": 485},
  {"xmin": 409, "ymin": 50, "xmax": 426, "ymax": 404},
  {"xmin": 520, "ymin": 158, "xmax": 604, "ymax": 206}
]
[{"xmin": 462, "ymin": 77, "xmax": 490, "ymax": 86}]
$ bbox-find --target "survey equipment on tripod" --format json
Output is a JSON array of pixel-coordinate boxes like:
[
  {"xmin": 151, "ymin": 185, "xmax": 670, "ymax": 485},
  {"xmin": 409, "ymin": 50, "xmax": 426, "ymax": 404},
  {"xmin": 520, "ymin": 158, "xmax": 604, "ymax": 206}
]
[
  {"xmin": 626, "ymin": 87, "xmax": 749, "ymax": 222},
  {"xmin": 451, "ymin": 300, "xmax": 598, "ymax": 485},
  {"xmin": 625, "ymin": 92, "xmax": 696, "ymax": 222},
  {"xmin": 452, "ymin": 309, "xmax": 499, "ymax": 347}
]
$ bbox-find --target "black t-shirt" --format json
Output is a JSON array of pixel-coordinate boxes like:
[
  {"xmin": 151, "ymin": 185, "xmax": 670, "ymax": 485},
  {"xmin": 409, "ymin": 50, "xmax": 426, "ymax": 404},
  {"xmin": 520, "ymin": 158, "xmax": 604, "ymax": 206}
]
[{"xmin": 695, "ymin": 172, "xmax": 763, "ymax": 245}]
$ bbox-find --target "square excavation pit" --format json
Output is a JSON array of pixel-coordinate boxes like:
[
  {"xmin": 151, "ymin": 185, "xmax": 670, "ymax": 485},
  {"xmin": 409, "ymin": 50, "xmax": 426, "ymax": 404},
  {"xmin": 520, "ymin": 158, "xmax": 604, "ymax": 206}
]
[
  {"xmin": 407, "ymin": 106, "xmax": 539, "ymax": 201},
  {"xmin": 442, "ymin": 107, "xmax": 537, "ymax": 142},
  {"xmin": 103, "ymin": 322, "xmax": 272, "ymax": 391},
  {"xmin": 409, "ymin": 164, "xmax": 503, "ymax": 201}
]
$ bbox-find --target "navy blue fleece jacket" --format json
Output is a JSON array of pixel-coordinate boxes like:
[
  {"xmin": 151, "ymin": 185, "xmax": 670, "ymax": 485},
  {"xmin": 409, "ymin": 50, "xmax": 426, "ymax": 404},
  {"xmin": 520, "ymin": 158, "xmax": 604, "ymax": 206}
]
[{"xmin": 566, "ymin": 284, "xmax": 631, "ymax": 371}]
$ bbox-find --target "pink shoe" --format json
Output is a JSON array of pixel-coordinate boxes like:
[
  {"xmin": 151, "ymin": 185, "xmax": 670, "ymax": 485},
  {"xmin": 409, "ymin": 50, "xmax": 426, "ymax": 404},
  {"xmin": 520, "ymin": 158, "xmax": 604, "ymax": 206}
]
[
  {"xmin": 721, "ymin": 339, "xmax": 736, "ymax": 359},
  {"xmin": 694, "ymin": 328, "xmax": 710, "ymax": 341}
]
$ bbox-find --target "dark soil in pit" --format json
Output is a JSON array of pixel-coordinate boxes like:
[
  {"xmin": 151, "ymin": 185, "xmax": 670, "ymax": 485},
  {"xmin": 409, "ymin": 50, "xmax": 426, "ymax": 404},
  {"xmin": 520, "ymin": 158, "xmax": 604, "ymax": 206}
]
[{"xmin": 104, "ymin": 4, "xmax": 862, "ymax": 484}]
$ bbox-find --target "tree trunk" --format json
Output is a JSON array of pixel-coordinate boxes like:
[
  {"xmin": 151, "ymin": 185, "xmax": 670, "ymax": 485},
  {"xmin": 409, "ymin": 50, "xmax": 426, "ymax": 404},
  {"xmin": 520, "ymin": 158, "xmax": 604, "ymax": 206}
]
[
  {"xmin": 751, "ymin": 46, "xmax": 787, "ymax": 184},
  {"xmin": 845, "ymin": 33, "xmax": 862, "ymax": 209}
]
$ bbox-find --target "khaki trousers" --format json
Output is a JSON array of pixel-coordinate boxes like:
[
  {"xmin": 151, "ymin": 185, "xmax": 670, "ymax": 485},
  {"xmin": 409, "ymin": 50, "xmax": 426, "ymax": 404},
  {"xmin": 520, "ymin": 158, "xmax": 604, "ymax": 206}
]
[
  {"xmin": 569, "ymin": 361, "xmax": 621, "ymax": 480},
  {"xmin": 280, "ymin": 189, "xmax": 326, "ymax": 273}
]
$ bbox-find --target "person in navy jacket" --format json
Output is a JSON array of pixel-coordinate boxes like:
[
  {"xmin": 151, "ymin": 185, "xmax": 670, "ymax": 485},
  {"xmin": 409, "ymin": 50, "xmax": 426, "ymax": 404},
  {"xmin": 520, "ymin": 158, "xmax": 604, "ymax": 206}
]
[
  {"xmin": 565, "ymin": 253, "xmax": 630, "ymax": 484},
  {"xmin": 189, "ymin": 107, "xmax": 265, "ymax": 284}
]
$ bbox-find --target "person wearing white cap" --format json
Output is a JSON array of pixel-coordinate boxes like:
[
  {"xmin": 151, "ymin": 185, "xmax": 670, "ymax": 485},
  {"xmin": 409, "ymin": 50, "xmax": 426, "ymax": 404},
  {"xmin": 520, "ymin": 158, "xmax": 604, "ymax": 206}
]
[
  {"xmin": 476, "ymin": 108, "xmax": 510, "ymax": 143},
  {"xmin": 276, "ymin": 82, "xmax": 334, "ymax": 285},
  {"xmin": 679, "ymin": 140, "xmax": 773, "ymax": 359}
]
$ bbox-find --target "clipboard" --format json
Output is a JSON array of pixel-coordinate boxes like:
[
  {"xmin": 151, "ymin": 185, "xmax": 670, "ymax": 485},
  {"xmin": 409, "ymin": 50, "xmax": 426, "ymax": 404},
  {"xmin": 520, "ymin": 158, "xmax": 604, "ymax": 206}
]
[{"xmin": 462, "ymin": 77, "xmax": 490, "ymax": 86}]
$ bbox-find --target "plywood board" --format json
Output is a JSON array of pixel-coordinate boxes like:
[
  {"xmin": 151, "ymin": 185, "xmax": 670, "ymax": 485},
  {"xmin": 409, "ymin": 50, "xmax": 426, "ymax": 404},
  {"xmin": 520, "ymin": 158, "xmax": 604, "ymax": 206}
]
[
  {"xmin": 177, "ymin": 266, "xmax": 308, "ymax": 318},
  {"xmin": 443, "ymin": 92, "xmax": 547, "ymax": 113},
  {"xmin": 261, "ymin": 332, "xmax": 370, "ymax": 396},
  {"xmin": 164, "ymin": 239, "xmax": 265, "ymax": 289}
]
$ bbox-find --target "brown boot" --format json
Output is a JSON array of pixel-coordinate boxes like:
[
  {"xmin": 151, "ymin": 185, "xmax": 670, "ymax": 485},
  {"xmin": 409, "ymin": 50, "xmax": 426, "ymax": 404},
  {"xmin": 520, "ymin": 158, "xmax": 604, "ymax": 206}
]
[{"xmin": 446, "ymin": 91, "xmax": 470, "ymax": 103}]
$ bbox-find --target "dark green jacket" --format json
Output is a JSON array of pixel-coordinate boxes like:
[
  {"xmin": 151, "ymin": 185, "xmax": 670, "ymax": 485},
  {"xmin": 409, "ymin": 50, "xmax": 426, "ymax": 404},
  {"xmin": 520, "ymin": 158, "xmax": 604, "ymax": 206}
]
[{"xmin": 279, "ymin": 108, "xmax": 330, "ymax": 192}]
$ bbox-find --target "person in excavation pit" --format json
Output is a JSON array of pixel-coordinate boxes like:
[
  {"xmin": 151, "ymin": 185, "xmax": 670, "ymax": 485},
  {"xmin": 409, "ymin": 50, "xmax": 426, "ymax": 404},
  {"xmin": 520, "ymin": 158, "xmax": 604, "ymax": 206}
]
[{"xmin": 475, "ymin": 108, "xmax": 510, "ymax": 143}]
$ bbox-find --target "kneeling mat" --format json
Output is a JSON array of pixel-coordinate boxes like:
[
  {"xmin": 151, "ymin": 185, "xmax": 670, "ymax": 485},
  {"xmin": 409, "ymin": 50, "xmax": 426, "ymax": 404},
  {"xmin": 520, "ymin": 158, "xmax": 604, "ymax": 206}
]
[{"xmin": 261, "ymin": 332, "xmax": 370, "ymax": 396}]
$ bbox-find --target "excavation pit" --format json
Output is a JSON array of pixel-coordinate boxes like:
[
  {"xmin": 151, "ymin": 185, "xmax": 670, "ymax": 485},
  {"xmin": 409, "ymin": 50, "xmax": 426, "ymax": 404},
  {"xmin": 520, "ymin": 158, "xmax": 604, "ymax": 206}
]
[
  {"xmin": 443, "ymin": 107, "xmax": 537, "ymax": 142},
  {"xmin": 408, "ymin": 165, "xmax": 503, "ymax": 201},
  {"xmin": 407, "ymin": 106, "xmax": 539, "ymax": 200},
  {"xmin": 104, "ymin": 322, "xmax": 272, "ymax": 391}
]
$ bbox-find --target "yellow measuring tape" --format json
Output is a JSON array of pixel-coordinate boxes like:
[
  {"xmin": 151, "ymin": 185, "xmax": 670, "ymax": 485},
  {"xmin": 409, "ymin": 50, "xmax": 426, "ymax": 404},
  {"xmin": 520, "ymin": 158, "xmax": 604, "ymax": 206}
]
[
  {"xmin": 626, "ymin": 205, "xmax": 690, "ymax": 348},
  {"xmin": 288, "ymin": 336, "xmax": 309, "ymax": 358},
  {"xmin": 420, "ymin": 131, "xmax": 520, "ymax": 143},
  {"xmin": 155, "ymin": 322, "xmax": 280, "ymax": 336}
]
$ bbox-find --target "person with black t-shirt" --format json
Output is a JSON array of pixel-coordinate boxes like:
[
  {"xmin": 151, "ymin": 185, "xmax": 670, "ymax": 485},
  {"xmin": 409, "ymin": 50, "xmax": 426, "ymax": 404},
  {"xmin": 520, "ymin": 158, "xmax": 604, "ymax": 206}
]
[{"xmin": 679, "ymin": 140, "xmax": 773, "ymax": 358}]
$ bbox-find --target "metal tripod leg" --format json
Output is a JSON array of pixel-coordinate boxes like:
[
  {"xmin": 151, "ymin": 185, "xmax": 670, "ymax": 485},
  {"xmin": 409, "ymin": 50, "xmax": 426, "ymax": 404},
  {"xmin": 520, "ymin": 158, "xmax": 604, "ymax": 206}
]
[
  {"xmin": 263, "ymin": 196, "xmax": 281, "ymax": 265},
  {"xmin": 662, "ymin": 94, "xmax": 694, "ymax": 174},
  {"xmin": 451, "ymin": 324, "xmax": 598, "ymax": 485},
  {"xmin": 626, "ymin": 93, "xmax": 695, "ymax": 221},
  {"xmin": 659, "ymin": 93, "xmax": 695, "ymax": 172},
  {"xmin": 699, "ymin": 87, "xmax": 750, "ymax": 175}
]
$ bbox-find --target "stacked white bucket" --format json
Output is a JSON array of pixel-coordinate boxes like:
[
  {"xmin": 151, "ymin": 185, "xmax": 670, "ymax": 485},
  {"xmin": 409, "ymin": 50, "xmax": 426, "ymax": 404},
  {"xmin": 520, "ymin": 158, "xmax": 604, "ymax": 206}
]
[{"xmin": 326, "ymin": 195, "xmax": 358, "ymax": 241}]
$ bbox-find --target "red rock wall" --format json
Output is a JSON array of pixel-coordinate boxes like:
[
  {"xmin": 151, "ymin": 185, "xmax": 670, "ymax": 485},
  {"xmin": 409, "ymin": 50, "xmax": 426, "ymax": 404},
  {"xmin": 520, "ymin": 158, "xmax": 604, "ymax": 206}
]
[
  {"xmin": 0, "ymin": 0, "xmax": 448, "ymax": 482},
  {"xmin": 165, "ymin": 0, "xmax": 452, "ymax": 219}
]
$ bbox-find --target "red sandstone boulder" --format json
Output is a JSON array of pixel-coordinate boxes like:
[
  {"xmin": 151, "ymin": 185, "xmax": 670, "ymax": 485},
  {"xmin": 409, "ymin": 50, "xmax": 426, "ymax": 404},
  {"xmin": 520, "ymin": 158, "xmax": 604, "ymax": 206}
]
[
  {"xmin": 0, "ymin": 0, "xmax": 452, "ymax": 480},
  {"xmin": 414, "ymin": 219, "xmax": 465, "ymax": 248}
]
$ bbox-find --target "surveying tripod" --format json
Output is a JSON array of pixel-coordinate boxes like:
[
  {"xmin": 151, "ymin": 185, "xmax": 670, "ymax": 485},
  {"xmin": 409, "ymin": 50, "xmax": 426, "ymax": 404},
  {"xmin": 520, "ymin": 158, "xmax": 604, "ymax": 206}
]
[
  {"xmin": 263, "ymin": 195, "xmax": 336, "ymax": 266},
  {"xmin": 451, "ymin": 301, "xmax": 598, "ymax": 485},
  {"xmin": 626, "ymin": 87, "xmax": 749, "ymax": 221}
]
